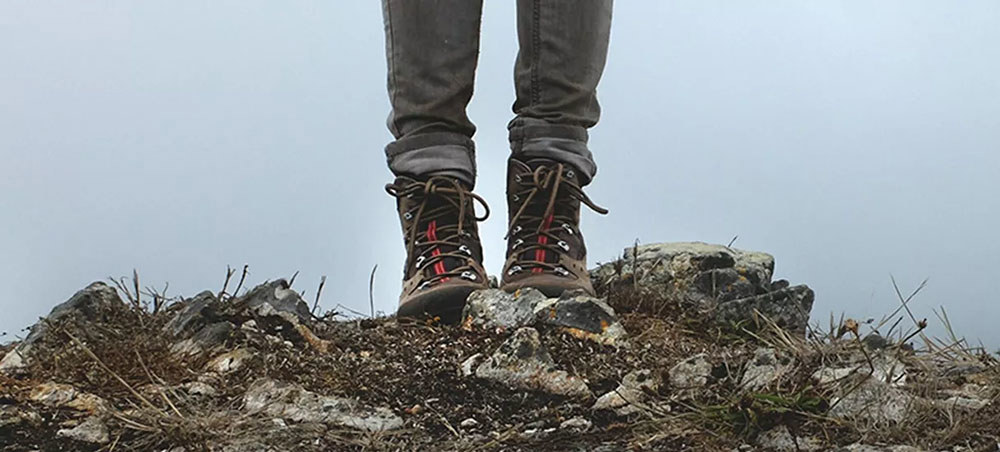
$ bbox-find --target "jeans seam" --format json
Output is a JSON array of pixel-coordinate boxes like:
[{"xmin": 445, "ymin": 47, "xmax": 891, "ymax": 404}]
[
  {"xmin": 531, "ymin": 0, "xmax": 541, "ymax": 106},
  {"xmin": 385, "ymin": 1, "xmax": 398, "ymax": 134}
]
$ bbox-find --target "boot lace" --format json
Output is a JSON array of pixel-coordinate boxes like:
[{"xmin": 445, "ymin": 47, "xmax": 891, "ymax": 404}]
[
  {"xmin": 505, "ymin": 163, "xmax": 608, "ymax": 276},
  {"xmin": 386, "ymin": 176, "xmax": 490, "ymax": 289}
]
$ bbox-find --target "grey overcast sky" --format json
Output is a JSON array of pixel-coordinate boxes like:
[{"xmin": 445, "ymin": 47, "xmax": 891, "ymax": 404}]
[{"xmin": 2, "ymin": 2, "xmax": 998, "ymax": 347}]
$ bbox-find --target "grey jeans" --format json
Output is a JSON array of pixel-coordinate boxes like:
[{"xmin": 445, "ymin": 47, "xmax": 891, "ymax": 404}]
[{"xmin": 381, "ymin": 0, "xmax": 613, "ymax": 187}]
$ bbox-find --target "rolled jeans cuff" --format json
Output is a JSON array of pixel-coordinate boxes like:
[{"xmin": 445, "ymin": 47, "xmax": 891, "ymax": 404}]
[
  {"xmin": 508, "ymin": 122, "xmax": 597, "ymax": 186},
  {"xmin": 385, "ymin": 132, "xmax": 477, "ymax": 188}
]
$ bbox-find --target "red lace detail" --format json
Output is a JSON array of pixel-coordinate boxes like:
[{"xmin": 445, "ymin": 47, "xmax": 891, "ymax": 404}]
[{"xmin": 532, "ymin": 214, "xmax": 555, "ymax": 274}]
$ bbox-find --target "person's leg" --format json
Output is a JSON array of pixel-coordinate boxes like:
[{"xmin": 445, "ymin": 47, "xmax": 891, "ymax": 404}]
[
  {"xmin": 382, "ymin": 0, "xmax": 489, "ymax": 321},
  {"xmin": 382, "ymin": 0, "xmax": 484, "ymax": 188},
  {"xmin": 508, "ymin": 0, "xmax": 613, "ymax": 186},
  {"xmin": 502, "ymin": 0, "xmax": 613, "ymax": 296}
]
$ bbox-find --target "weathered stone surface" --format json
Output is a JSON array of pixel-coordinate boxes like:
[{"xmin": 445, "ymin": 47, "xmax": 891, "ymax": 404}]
[
  {"xmin": 741, "ymin": 348, "xmax": 793, "ymax": 391},
  {"xmin": 472, "ymin": 327, "xmax": 591, "ymax": 399},
  {"xmin": 593, "ymin": 369, "xmax": 660, "ymax": 414},
  {"xmin": 170, "ymin": 321, "xmax": 234, "ymax": 357},
  {"xmin": 237, "ymin": 279, "xmax": 312, "ymax": 324},
  {"xmin": 29, "ymin": 382, "xmax": 108, "ymax": 414},
  {"xmin": 836, "ymin": 445, "xmax": 924, "ymax": 452},
  {"xmin": 56, "ymin": 416, "xmax": 110, "ymax": 444},
  {"xmin": 756, "ymin": 425, "xmax": 822, "ymax": 451},
  {"xmin": 3, "ymin": 282, "xmax": 122, "ymax": 373},
  {"xmin": 715, "ymin": 285, "xmax": 814, "ymax": 333},
  {"xmin": 591, "ymin": 242, "xmax": 775, "ymax": 306},
  {"xmin": 559, "ymin": 417, "xmax": 592, "ymax": 431},
  {"xmin": 206, "ymin": 348, "xmax": 252, "ymax": 373},
  {"xmin": 243, "ymin": 379, "xmax": 403, "ymax": 432},
  {"xmin": 813, "ymin": 355, "xmax": 907, "ymax": 387},
  {"xmin": 0, "ymin": 406, "xmax": 42, "ymax": 428},
  {"xmin": 163, "ymin": 291, "xmax": 220, "ymax": 338},
  {"xmin": 462, "ymin": 289, "xmax": 627, "ymax": 346},
  {"xmin": 670, "ymin": 353, "xmax": 712, "ymax": 389},
  {"xmin": 827, "ymin": 380, "xmax": 915, "ymax": 424},
  {"xmin": 462, "ymin": 288, "xmax": 550, "ymax": 331}
]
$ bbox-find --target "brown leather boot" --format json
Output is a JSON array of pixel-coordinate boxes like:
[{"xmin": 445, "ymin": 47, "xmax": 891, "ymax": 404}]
[
  {"xmin": 501, "ymin": 158, "xmax": 608, "ymax": 297},
  {"xmin": 386, "ymin": 176, "xmax": 490, "ymax": 322}
]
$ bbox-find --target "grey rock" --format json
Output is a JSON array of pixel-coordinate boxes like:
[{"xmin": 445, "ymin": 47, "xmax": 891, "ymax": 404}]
[
  {"xmin": 715, "ymin": 285, "xmax": 814, "ymax": 334},
  {"xmin": 593, "ymin": 369, "xmax": 660, "ymax": 414},
  {"xmin": 237, "ymin": 279, "xmax": 312, "ymax": 324},
  {"xmin": 670, "ymin": 353, "xmax": 712, "ymax": 389},
  {"xmin": 541, "ymin": 291, "xmax": 627, "ymax": 346},
  {"xmin": 170, "ymin": 321, "xmax": 234, "ymax": 357},
  {"xmin": 741, "ymin": 348, "xmax": 793, "ymax": 391},
  {"xmin": 163, "ymin": 291, "xmax": 220, "ymax": 338},
  {"xmin": 591, "ymin": 242, "xmax": 775, "ymax": 306},
  {"xmin": 243, "ymin": 379, "xmax": 403, "ymax": 432},
  {"xmin": 836, "ymin": 445, "xmax": 924, "ymax": 452},
  {"xmin": 462, "ymin": 288, "xmax": 626, "ymax": 346},
  {"xmin": 462, "ymin": 288, "xmax": 550, "ymax": 331},
  {"xmin": 56, "ymin": 416, "xmax": 110, "ymax": 444},
  {"xmin": 29, "ymin": 382, "xmax": 108, "ymax": 413},
  {"xmin": 756, "ymin": 425, "xmax": 822, "ymax": 451},
  {"xmin": 813, "ymin": 355, "xmax": 907, "ymax": 387},
  {"xmin": 460, "ymin": 418, "xmax": 479, "ymax": 428},
  {"xmin": 473, "ymin": 327, "xmax": 591, "ymax": 399},
  {"xmin": 827, "ymin": 380, "xmax": 915, "ymax": 424},
  {"xmin": 559, "ymin": 417, "xmax": 592, "ymax": 431},
  {"xmin": 0, "ymin": 406, "xmax": 41, "ymax": 428},
  {"xmin": 3, "ymin": 282, "xmax": 122, "ymax": 373}
]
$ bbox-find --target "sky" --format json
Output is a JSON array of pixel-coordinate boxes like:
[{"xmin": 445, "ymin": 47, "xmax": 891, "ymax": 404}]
[{"xmin": 1, "ymin": 2, "xmax": 998, "ymax": 348}]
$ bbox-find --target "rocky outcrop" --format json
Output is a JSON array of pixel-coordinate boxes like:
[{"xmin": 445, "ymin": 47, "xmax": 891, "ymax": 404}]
[
  {"xmin": 467, "ymin": 327, "xmax": 591, "ymax": 399},
  {"xmin": 243, "ymin": 379, "xmax": 403, "ymax": 432}
]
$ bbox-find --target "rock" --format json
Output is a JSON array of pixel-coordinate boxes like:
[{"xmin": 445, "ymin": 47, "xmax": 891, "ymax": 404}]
[
  {"xmin": 206, "ymin": 348, "xmax": 252, "ymax": 373},
  {"xmin": 593, "ymin": 369, "xmax": 660, "ymax": 414},
  {"xmin": 3, "ymin": 282, "xmax": 122, "ymax": 372},
  {"xmin": 559, "ymin": 417, "xmax": 592, "ymax": 431},
  {"xmin": 56, "ymin": 416, "xmax": 109, "ymax": 444},
  {"xmin": 243, "ymin": 379, "xmax": 403, "ymax": 432},
  {"xmin": 29, "ymin": 382, "xmax": 108, "ymax": 414},
  {"xmin": 756, "ymin": 425, "xmax": 822, "ymax": 451},
  {"xmin": 460, "ymin": 353, "xmax": 484, "ymax": 377},
  {"xmin": 472, "ymin": 327, "xmax": 591, "ymax": 399},
  {"xmin": 591, "ymin": 242, "xmax": 775, "ymax": 305},
  {"xmin": 460, "ymin": 418, "xmax": 479, "ymax": 428},
  {"xmin": 163, "ymin": 291, "xmax": 221, "ymax": 338},
  {"xmin": 741, "ymin": 348, "xmax": 793, "ymax": 391},
  {"xmin": 181, "ymin": 381, "xmax": 218, "ymax": 397},
  {"xmin": 540, "ymin": 291, "xmax": 627, "ymax": 346},
  {"xmin": 813, "ymin": 355, "xmax": 907, "ymax": 387},
  {"xmin": 715, "ymin": 285, "xmax": 814, "ymax": 334},
  {"xmin": 670, "ymin": 353, "xmax": 712, "ymax": 389},
  {"xmin": 237, "ymin": 279, "xmax": 312, "ymax": 324},
  {"xmin": 827, "ymin": 380, "xmax": 915, "ymax": 424},
  {"xmin": 462, "ymin": 289, "xmax": 627, "ymax": 346},
  {"xmin": 170, "ymin": 321, "xmax": 234, "ymax": 357},
  {"xmin": 462, "ymin": 288, "xmax": 550, "ymax": 331}
]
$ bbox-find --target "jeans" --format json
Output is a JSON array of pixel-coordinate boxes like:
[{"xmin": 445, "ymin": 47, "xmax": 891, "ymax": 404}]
[{"xmin": 381, "ymin": 0, "xmax": 613, "ymax": 188}]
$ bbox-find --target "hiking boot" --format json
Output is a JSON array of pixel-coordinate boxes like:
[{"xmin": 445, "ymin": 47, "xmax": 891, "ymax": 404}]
[
  {"xmin": 386, "ymin": 175, "xmax": 490, "ymax": 322},
  {"xmin": 501, "ymin": 158, "xmax": 608, "ymax": 297}
]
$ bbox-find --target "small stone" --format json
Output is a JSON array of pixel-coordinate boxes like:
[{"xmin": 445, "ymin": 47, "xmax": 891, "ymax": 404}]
[
  {"xmin": 0, "ymin": 406, "xmax": 42, "ymax": 428},
  {"xmin": 29, "ymin": 382, "xmax": 108, "ymax": 414},
  {"xmin": 741, "ymin": 348, "xmax": 792, "ymax": 391},
  {"xmin": 460, "ymin": 418, "xmax": 479, "ymax": 428},
  {"xmin": 559, "ymin": 417, "xmax": 592, "ymax": 431},
  {"xmin": 163, "ymin": 291, "xmax": 220, "ymax": 338},
  {"xmin": 0, "ymin": 348, "xmax": 25, "ymax": 374},
  {"xmin": 462, "ymin": 288, "xmax": 551, "ymax": 331},
  {"xmin": 593, "ymin": 369, "xmax": 660, "ymax": 415},
  {"xmin": 756, "ymin": 425, "xmax": 822, "ymax": 451},
  {"xmin": 827, "ymin": 380, "xmax": 914, "ymax": 424},
  {"xmin": 670, "ymin": 353, "xmax": 712, "ymax": 389},
  {"xmin": 56, "ymin": 416, "xmax": 110, "ymax": 444},
  {"xmin": 238, "ymin": 279, "xmax": 312, "ymax": 324},
  {"xmin": 243, "ymin": 379, "xmax": 403, "ymax": 432},
  {"xmin": 170, "ymin": 321, "xmax": 234, "ymax": 357},
  {"xmin": 460, "ymin": 353, "xmax": 484, "ymax": 377},
  {"xmin": 715, "ymin": 285, "xmax": 814, "ymax": 334},
  {"xmin": 206, "ymin": 348, "xmax": 252, "ymax": 373},
  {"xmin": 539, "ymin": 291, "xmax": 627, "ymax": 346},
  {"xmin": 181, "ymin": 381, "xmax": 217, "ymax": 397},
  {"xmin": 473, "ymin": 328, "xmax": 590, "ymax": 399}
]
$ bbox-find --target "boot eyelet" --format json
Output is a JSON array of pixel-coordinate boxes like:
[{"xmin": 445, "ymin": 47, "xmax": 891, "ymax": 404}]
[
  {"xmin": 512, "ymin": 194, "xmax": 520, "ymax": 202},
  {"xmin": 561, "ymin": 223, "xmax": 574, "ymax": 235},
  {"xmin": 565, "ymin": 170, "xmax": 575, "ymax": 179},
  {"xmin": 512, "ymin": 225, "xmax": 522, "ymax": 235},
  {"xmin": 554, "ymin": 267, "xmax": 570, "ymax": 277},
  {"xmin": 414, "ymin": 255, "xmax": 426, "ymax": 268},
  {"xmin": 460, "ymin": 271, "xmax": 477, "ymax": 281},
  {"xmin": 557, "ymin": 240, "xmax": 570, "ymax": 252},
  {"xmin": 514, "ymin": 174, "xmax": 522, "ymax": 183},
  {"xmin": 512, "ymin": 238, "xmax": 524, "ymax": 249},
  {"xmin": 459, "ymin": 245, "xmax": 472, "ymax": 255},
  {"xmin": 418, "ymin": 280, "xmax": 433, "ymax": 291},
  {"xmin": 403, "ymin": 212, "xmax": 413, "ymax": 220},
  {"xmin": 507, "ymin": 265, "xmax": 523, "ymax": 276}
]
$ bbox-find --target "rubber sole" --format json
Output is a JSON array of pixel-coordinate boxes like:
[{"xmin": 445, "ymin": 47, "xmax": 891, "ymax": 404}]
[{"xmin": 396, "ymin": 282, "xmax": 484, "ymax": 324}]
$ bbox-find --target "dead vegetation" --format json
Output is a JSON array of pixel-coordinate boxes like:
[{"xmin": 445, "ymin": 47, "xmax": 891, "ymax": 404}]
[{"xmin": 1, "ymin": 265, "xmax": 999, "ymax": 451}]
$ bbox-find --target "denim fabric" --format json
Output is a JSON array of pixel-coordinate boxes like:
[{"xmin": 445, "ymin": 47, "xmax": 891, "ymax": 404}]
[{"xmin": 382, "ymin": 0, "xmax": 612, "ymax": 187}]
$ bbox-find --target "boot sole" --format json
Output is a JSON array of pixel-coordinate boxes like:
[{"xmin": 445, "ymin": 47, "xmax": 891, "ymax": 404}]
[
  {"xmin": 500, "ymin": 274, "xmax": 596, "ymax": 298},
  {"xmin": 397, "ymin": 282, "xmax": 485, "ymax": 324}
]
